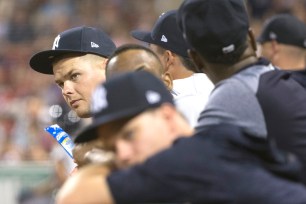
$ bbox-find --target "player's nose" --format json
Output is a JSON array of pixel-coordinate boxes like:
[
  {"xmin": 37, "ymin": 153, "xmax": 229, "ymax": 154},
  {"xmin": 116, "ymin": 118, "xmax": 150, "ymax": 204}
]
[
  {"xmin": 115, "ymin": 140, "xmax": 133, "ymax": 167},
  {"xmin": 62, "ymin": 81, "xmax": 74, "ymax": 96}
]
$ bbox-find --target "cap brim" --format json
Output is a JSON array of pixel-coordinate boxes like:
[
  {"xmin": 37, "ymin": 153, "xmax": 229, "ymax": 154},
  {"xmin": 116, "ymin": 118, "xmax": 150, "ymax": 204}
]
[
  {"xmin": 256, "ymin": 35, "xmax": 265, "ymax": 44},
  {"xmin": 130, "ymin": 30, "xmax": 155, "ymax": 44},
  {"xmin": 74, "ymin": 123, "xmax": 98, "ymax": 144},
  {"xmin": 74, "ymin": 105, "xmax": 150, "ymax": 144},
  {"xmin": 29, "ymin": 50, "xmax": 86, "ymax": 74}
]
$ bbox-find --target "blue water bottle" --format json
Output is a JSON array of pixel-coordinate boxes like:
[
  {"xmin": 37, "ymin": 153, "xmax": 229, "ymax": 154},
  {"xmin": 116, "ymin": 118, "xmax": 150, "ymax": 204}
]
[{"xmin": 45, "ymin": 124, "xmax": 75, "ymax": 159}]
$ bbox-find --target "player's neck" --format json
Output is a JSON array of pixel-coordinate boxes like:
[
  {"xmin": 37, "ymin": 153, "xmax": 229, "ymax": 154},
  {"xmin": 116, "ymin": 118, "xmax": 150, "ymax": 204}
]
[{"xmin": 207, "ymin": 47, "xmax": 258, "ymax": 84}]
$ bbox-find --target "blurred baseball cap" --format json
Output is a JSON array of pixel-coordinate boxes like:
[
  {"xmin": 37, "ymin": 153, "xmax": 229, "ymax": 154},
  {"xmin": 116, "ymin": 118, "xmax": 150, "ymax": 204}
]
[
  {"xmin": 177, "ymin": 0, "xmax": 249, "ymax": 56},
  {"xmin": 74, "ymin": 71, "xmax": 174, "ymax": 144},
  {"xmin": 257, "ymin": 14, "xmax": 306, "ymax": 49},
  {"xmin": 131, "ymin": 10, "xmax": 190, "ymax": 58},
  {"xmin": 29, "ymin": 26, "xmax": 116, "ymax": 74}
]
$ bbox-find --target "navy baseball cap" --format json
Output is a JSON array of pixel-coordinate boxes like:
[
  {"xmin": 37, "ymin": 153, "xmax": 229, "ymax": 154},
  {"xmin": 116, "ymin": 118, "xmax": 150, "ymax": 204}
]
[
  {"xmin": 131, "ymin": 10, "xmax": 190, "ymax": 58},
  {"xmin": 29, "ymin": 26, "xmax": 116, "ymax": 74},
  {"xmin": 75, "ymin": 71, "xmax": 174, "ymax": 144},
  {"xmin": 177, "ymin": 0, "xmax": 249, "ymax": 56},
  {"xmin": 257, "ymin": 14, "xmax": 306, "ymax": 49}
]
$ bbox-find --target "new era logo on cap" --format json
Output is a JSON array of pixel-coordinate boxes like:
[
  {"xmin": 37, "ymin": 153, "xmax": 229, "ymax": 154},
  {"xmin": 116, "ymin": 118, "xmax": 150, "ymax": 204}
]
[
  {"xmin": 269, "ymin": 32, "xmax": 277, "ymax": 40},
  {"xmin": 161, "ymin": 35, "xmax": 168, "ymax": 42},
  {"xmin": 91, "ymin": 42, "xmax": 100, "ymax": 48}
]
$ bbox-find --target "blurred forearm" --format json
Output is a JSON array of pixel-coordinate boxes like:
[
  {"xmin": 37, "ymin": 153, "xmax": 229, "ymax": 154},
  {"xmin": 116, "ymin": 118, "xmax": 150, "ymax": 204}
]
[{"xmin": 56, "ymin": 164, "xmax": 115, "ymax": 204}]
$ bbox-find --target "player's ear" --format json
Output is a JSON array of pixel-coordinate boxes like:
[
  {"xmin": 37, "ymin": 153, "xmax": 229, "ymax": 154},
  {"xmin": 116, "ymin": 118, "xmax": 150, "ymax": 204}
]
[
  {"xmin": 97, "ymin": 58, "xmax": 108, "ymax": 79},
  {"xmin": 162, "ymin": 72, "xmax": 173, "ymax": 91},
  {"xmin": 164, "ymin": 50, "xmax": 175, "ymax": 69},
  {"xmin": 270, "ymin": 40, "xmax": 280, "ymax": 53},
  {"xmin": 102, "ymin": 58, "xmax": 108, "ymax": 69},
  {"xmin": 159, "ymin": 103, "xmax": 176, "ymax": 118},
  {"xmin": 248, "ymin": 28, "xmax": 257, "ymax": 53}
]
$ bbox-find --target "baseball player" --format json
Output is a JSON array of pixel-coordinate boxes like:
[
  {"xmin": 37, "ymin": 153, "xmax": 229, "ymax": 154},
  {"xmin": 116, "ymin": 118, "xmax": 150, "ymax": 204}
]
[
  {"xmin": 258, "ymin": 14, "xmax": 306, "ymax": 70},
  {"xmin": 178, "ymin": 0, "xmax": 306, "ymax": 183},
  {"xmin": 29, "ymin": 26, "xmax": 116, "ymax": 169},
  {"xmin": 29, "ymin": 26, "xmax": 116, "ymax": 118},
  {"xmin": 131, "ymin": 10, "xmax": 214, "ymax": 127}
]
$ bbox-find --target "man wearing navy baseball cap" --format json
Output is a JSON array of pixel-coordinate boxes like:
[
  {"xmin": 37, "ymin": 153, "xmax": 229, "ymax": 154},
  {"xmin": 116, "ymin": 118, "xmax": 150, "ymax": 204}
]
[
  {"xmin": 74, "ymin": 70, "xmax": 193, "ymax": 168},
  {"xmin": 56, "ymin": 71, "xmax": 306, "ymax": 203},
  {"xmin": 29, "ymin": 26, "xmax": 116, "ymax": 118},
  {"xmin": 178, "ymin": 0, "xmax": 306, "ymax": 183},
  {"xmin": 258, "ymin": 14, "xmax": 306, "ymax": 70},
  {"xmin": 131, "ymin": 10, "xmax": 213, "ymax": 128}
]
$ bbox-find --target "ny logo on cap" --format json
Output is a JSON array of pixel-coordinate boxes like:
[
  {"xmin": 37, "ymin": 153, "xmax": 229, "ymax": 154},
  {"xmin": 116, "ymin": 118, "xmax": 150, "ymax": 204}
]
[
  {"xmin": 52, "ymin": 35, "xmax": 61, "ymax": 50},
  {"xmin": 161, "ymin": 35, "xmax": 168, "ymax": 42},
  {"xmin": 91, "ymin": 86, "xmax": 108, "ymax": 114}
]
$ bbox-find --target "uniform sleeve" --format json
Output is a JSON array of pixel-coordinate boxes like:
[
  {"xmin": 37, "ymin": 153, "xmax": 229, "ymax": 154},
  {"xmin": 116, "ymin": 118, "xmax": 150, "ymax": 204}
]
[
  {"xmin": 106, "ymin": 137, "xmax": 211, "ymax": 203},
  {"xmin": 106, "ymin": 153, "xmax": 184, "ymax": 203},
  {"xmin": 196, "ymin": 78, "xmax": 267, "ymax": 138}
]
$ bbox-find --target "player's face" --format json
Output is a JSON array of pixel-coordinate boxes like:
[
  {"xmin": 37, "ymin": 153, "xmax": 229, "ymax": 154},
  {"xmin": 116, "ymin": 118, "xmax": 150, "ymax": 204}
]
[
  {"xmin": 106, "ymin": 50, "xmax": 162, "ymax": 78},
  {"xmin": 53, "ymin": 54, "xmax": 106, "ymax": 118},
  {"xmin": 97, "ymin": 106, "xmax": 175, "ymax": 168}
]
